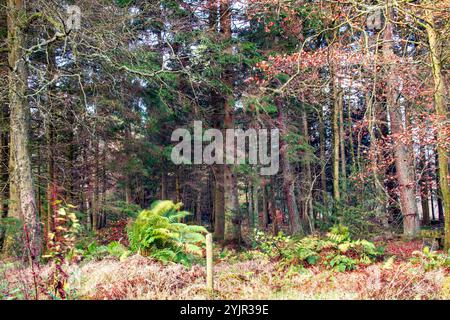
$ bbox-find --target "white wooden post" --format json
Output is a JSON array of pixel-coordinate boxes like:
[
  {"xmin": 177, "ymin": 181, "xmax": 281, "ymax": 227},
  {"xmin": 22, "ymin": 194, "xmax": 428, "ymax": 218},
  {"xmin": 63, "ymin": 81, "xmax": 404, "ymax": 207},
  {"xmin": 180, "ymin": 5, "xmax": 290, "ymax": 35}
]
[{"xmin": 206, "ymin": 233, "xmax": 213, "ymax": 295}]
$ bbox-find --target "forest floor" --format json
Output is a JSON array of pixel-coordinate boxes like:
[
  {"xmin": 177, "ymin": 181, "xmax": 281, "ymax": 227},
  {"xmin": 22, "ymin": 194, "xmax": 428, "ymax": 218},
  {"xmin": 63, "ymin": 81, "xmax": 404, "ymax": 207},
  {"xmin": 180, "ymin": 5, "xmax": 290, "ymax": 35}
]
[
  {"xmin": 69, "ymin": 246, "xmax": 450, "ymax": 299},
  {"xmin": 1, "ymin": 219, "xmax": 449, "ymax": 300},
  {"xmin": 1, "ymin": 246, "xmax": 449, "ymax": 300}
]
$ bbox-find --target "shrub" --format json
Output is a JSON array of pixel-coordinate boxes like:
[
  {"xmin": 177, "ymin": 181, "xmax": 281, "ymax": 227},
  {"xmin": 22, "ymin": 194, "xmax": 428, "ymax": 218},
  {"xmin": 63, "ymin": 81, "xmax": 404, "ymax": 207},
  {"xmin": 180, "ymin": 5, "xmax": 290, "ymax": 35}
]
[
  {"xmin": 253, "ymin": 230, "xmax": 290, "ymax": 258},
  {"xmin": 410, "ymin": 247, "xmax": 450, "ymax": 271},
  {"xmin": 79, "ymin": 241, "xmax": 109, "ymax": 261},
  {"xmin": 107, "ymin": 241, "xmax": 131, "ymax": 261},
  {"xmin": 254, "ymin": 224, "xmax": 383, "ymax": 272},
  {"xmin": 324, "ymin": 254, "xmax": 358, "ymax": 272},
  {"xmin": 43, "ymin": 206, "xmax": 81, "ymax": 263},
  {"xmin": 78, "ymin": 240, "xmax": 131, "ymax": 262},
  {"xmin": 127, "ymin": 200, "xmax": 208, "ymax": 265}
]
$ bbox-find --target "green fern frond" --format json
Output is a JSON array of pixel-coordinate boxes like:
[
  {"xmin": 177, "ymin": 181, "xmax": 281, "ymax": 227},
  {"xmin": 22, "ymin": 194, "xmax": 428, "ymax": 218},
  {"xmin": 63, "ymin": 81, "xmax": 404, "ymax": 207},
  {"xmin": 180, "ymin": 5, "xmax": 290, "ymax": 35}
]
[
  {"xmin": 167, "ymin": 211, "xmax": 191, "ymax": 222},
  {"xmin": 127, "ymin": 200, "xmax": 208, "ymax": 266},
  {"xmin": 185, "ymin": 225, "xmax": 208, "ymax": 234}
]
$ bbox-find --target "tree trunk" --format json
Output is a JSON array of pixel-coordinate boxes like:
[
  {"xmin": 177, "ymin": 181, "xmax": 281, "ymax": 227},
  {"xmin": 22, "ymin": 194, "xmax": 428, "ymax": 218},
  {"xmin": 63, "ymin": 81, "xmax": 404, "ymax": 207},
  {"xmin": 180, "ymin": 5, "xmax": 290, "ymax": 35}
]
[
  {"xmin": 347, "ymin": 99, "xmax": 356, "ymax": 171},
  {"xmin": 302, "ymin": 110, "xmax": 314, "ymax": 232},
  {"xmin": 319, "ymin": 106, "xmax": 328, "ymax": 210},
  {"xmin": 276, "ymin": 97, "xmax": 302, "ymax": 235},
  {"xmin": 421, "ymin": 187, "xmax": 431, "ymax": 226},
  {"xmin": 247, "ymin": 182, "xmax": 253, "ymax": 227},
  {"xmin": 100, "ymin": 146, "xmax": 107, "ymax": 228},
  {"xmin": 221, "ymin": 0, "xmax": 240, "ymax": 244},
  {"xmin": 224, "ymin": 162, "xmax": 240, "ymax": 243},
  {"xmin": 161, "ymin": 168, "xmax": 168, "ymax": 200},
  {"xmin": 420, "ymin": 148, "xmax": 430, "ymax": 225},
  {"xmin": 339, "ymin": 95, "xmax": 347, "ymax": 195},
  {"xmin": 213, "ymin": 165, "xmax": 225, "ymax": 242},
  {"xmin": 383, "ymin": 1, "xmax": 419, "ymax": 237},
  {"xmin": 7, "ymin": 0, "xmax": 41, "ymax": 258},
  {"xmin": 252, "ymin": 181, "xmax": 259, "ymax": 230},
  {"xmin": 195, "ymin": 190, "xmax": 201, "ymax": 224},
  {"xmin": 0, "ymin": 0, "xmax": 9, "ymax": 220},
  {"xmin": 266, "ymin": 178, "xmax": 278, "ymax": 235},
  {"xmin": 425, "ymin": 6, "xmax": 450, "ymax": 249},
  {"xmin": 175, "ymin": 169, "xmax": 181, "ymax": 203},
  {"xmin": 92, "ymin": 138, "xmax": 100, "ymax": 231},
  {"xmin": 332, "ymin": 87, "xmax": 342, "ymax": 202},
  {"xmin": 261, "ymin": 180, "xmax": 269, "ymax": 230},
  {"xmin": 0, "ymin": 0, "xmax": 8, "ymax": 219},
  {"xmin": 0, "ymin": 0, "xmax": 9, "ymax": 251}
]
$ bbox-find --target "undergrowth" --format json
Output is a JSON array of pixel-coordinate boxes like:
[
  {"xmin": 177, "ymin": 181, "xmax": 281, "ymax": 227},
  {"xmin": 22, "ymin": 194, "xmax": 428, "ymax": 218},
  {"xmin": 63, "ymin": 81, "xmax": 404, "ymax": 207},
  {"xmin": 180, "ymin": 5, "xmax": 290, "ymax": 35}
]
[
  {"xmin": 127, "ymin": 200, "xmax": 208, "ymax": 266},
  {"xmin": 254, "ymin": 225, "xmax": 384, "ymax": 272}
]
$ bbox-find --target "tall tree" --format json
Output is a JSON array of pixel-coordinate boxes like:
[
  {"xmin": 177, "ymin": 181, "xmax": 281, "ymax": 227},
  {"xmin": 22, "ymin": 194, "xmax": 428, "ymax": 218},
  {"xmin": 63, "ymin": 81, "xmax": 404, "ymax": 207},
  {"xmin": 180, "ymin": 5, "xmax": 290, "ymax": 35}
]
[
  {"xmin": 382, "ymin": 0, "xmax": 419, "ymax": 237},
  {"xmin": 424, "ymin": 4, "xmax": 449, "ymax": 248},
  {"xmin": 220, "ymin": 0, "xmax": 241, "ymax": 243},
  {"xmin": 7, "ymin": 0, "xmax": 40, "ymax": 257},
  {"xmin": 276, "ymin": 96, "xmax": 302, "ymax": 235}
]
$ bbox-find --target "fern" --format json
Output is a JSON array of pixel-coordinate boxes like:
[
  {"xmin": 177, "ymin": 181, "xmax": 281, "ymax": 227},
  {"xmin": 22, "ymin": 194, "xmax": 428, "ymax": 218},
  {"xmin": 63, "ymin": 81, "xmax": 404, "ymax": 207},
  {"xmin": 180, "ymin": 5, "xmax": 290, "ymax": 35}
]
[
  {"xmin": 327, "ymin": 224, "xmax": 350, "ymax": 243},
  {"xmin": 255, "ymin": 225, "xmax": 383, "ymax": 272},
  {"xmin": 128, "ymin": 200, "xmax": 208, "ymax": 265},
  {"xmin": 107, "ymin": 241, "xmax": 131, "ymax": 261}
]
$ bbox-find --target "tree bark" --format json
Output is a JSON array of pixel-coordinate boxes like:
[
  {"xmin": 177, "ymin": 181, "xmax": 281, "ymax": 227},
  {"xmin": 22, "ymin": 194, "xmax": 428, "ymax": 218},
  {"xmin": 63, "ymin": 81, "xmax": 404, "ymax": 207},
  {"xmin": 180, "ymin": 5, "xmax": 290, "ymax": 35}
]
[
  {"xmin": 0, "ymin": 0, "xmax": 9, "ymax": 251},
  {"xmin": 276, "ymin": 97, "xmax": 302, "ymax": 235},
  {"xmin": 261, "ymin": 179, "xmax": 269, "ymax": 230},
  {"xmin": 7, "ymin": 0, "xmax": 41, "ymax": 258},
  {"xmin": 302, "ymin": 110, "xmax": 314, "ymax": 232},
  {"xmin": 161, "ymin": 168, "xmax": 168, "ymax": 200},
  {"xmin": 252, "ymin": 181, "xmax": 259, "ymax": 230},
  {"xmin": 339, "ymin": 95, "xmax": 347, "ymax": 195},
  {"xmin": 347, "ymin": 98, "xmax": 356, "ymax": 171},
  {"xmin": 195, "ymin": 190, "xmax": 201, "ymax": 224},
  {"xmin": 319, "ymin": 106, "xmax": 328, "ymax": 210},
  {"xmin": 383, "ymin": 0, "xmax": 419, "ymax": 237},
  {"xmin": 92, "ymin": 138, "xmax": 100, "ymax": 231},
  {"xmin": 332, "ymin": 87, "xmax": 342, "ymax": 202},
  {"xmin": 425, "ymin": 6, "xmax": 449, "ymax": 248},
  {"xmin": 175, "ymin": 169, "xmax": 181, "ymax": 203},
  {"xmin": 266, "ymin": 178, "xmax": 278, "ymax": 235},
  {"xmin": 213, "ymin": 165, "xmax": 225, "ymax": 242},
  {"xmin": 220, "ymin": 0, "xmax": 240, "ymax": 244},
  {"xmin": 420, "ymin": 147, "xmax": 430, "ymax": 225}
]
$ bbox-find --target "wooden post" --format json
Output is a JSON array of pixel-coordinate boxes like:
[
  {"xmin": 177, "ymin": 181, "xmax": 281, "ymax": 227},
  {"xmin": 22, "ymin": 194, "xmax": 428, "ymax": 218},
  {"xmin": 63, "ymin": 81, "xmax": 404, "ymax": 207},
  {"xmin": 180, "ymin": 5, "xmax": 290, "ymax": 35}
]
[{"xmin": 206, "ymin": 233, "xmax": 213, "ymax": 295}]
